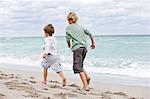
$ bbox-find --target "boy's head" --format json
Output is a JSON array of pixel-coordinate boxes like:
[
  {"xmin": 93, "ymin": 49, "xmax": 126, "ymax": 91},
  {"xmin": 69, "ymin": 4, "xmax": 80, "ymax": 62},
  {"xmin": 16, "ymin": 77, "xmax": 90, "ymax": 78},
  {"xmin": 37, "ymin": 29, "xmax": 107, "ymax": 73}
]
[
  {"xmin": 43, "ymin": 24, "xmax": 54, "ymax": 36},
  {"xmin": 67, "ymin": 12, "xmax": 78, "ymax": 24}
]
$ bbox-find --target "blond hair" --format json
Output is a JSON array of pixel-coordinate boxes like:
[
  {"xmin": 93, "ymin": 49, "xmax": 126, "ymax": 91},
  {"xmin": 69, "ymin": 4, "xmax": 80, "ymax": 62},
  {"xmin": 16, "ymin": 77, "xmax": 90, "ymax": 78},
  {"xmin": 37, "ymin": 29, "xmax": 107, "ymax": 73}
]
[{"xmin": 67, "ymin": 12, "xmax": 78, "ymax": 22}]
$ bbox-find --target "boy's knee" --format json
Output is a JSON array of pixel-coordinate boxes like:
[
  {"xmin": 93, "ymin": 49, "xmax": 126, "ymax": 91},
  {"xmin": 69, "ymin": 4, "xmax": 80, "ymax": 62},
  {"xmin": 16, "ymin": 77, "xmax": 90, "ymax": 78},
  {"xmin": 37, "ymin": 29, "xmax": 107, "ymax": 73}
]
[{"xmin": 44, "ymin": 66, "xmax": 48, "ymax": 70}]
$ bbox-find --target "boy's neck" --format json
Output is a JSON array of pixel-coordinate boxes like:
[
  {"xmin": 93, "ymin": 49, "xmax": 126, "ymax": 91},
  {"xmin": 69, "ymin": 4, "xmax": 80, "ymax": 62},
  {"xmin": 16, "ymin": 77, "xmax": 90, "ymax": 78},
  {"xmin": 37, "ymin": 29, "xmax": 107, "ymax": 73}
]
[
  {"xmin": 45, "ymin": 35, "xmax": 52, "ymax": 37},
  {"xmin": 70, "ymin": 23, "xmax": 76, "ymax": 25},
  {"xmin": 45, "ymin": 33, "xmax": 52, "ymax": 37}
]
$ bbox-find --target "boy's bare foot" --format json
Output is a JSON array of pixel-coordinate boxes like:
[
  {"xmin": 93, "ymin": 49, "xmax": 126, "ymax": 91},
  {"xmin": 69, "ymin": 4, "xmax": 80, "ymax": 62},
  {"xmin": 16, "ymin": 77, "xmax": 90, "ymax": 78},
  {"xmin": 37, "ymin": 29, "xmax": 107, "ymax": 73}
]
[
  {"xmin": 87, "ymin": 78, "xmax": 91, "ymax": 85},
  {"xmin": 42, "ymin": 81, "xmax": 47, "ymax": 85},
  {"xmin": 62, "ymin": 78, "xmax": 67, "ymax": 87},
  {"xmin": 83, "ymin": 86, "xmax": 90, "ymax": 91}
]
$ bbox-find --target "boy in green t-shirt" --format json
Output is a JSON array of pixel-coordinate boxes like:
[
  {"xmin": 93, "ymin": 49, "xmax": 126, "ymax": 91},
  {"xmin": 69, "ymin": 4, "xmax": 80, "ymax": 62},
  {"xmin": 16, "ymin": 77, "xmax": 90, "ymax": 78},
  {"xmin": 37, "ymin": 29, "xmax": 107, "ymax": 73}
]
[{"xmin": 65, "ymin": 12, "xmax": 95, "ymax": 91}]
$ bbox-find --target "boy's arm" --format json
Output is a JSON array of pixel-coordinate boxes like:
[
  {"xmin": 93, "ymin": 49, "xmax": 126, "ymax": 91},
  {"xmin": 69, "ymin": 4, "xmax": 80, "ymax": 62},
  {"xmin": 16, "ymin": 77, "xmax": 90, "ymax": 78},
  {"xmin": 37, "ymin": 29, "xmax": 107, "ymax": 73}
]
[
  {"xmin": 42, "ymin": 39, "xmax": 49, "ymax": 59},
  {"xmin": 66, "ymin": 32, "xmax": 71, "ymax": 48},
  {"xmin": 84, "ymin": 28, "xmax": 95, "ymax": 49},
  {"xmin": 89, "ymin": 33, "xmax": 95, "ymax": 49}
]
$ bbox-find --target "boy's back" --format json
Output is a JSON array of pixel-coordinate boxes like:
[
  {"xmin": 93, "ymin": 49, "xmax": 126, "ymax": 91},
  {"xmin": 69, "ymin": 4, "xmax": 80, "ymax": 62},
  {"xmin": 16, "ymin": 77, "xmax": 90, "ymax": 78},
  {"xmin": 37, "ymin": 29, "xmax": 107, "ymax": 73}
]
[
  {"xmin": 66, "ymin": 23, "xmax": 91, "ymax": 51},
  {"xmin": 44, "ymin": 36, "xmax": 58, "ymax": 56}
]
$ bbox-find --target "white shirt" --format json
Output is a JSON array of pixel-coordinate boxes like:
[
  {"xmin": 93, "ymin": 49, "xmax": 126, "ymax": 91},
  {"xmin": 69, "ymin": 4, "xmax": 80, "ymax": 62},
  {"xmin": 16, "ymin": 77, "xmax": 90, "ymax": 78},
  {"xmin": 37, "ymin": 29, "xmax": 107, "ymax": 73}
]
[{"xmin": 44, "ymin": 36, "xmax": 58, "ymax": 55}]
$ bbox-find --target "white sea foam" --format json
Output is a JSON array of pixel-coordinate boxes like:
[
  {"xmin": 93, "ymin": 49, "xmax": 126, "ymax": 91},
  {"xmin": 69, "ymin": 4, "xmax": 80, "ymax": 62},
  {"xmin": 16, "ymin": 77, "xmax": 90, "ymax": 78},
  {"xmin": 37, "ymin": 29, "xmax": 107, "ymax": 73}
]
[
  {"xmin": 122, "ymin": 42, "xmax": 150, "ymax": 44},
  {"xmin": 0, "ymin": 55, "xmax": 150, "ymax": 78},
  {"xmin": 0, "ymin": 55, "xmax": 41, "ymax": 67},
  {"xmin": 103, "ymin": 38, "xmax": 117, "ymax": 41},
  {"xmin": 1, "ymin": 36, "xmax": 150, "ymax": 79},
  {"xmin": 4, "ymin": 37, "xmax": 13, "ymax": 40}
]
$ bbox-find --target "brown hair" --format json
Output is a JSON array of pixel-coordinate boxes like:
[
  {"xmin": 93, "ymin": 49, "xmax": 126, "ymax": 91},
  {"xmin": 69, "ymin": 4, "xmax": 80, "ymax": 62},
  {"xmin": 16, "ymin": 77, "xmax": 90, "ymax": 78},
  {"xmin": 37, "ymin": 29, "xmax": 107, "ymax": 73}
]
[{"xmin": 43, "ymin": 24, "xmax": 54, "ymax": 36}]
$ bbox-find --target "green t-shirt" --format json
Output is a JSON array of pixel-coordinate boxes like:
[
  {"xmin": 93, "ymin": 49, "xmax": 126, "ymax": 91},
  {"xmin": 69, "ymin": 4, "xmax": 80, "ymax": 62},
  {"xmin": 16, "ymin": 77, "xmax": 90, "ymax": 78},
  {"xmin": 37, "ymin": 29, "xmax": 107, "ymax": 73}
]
[{"xmin": 66, "ymin": 23, "xmax": 91, "ymax": 51}]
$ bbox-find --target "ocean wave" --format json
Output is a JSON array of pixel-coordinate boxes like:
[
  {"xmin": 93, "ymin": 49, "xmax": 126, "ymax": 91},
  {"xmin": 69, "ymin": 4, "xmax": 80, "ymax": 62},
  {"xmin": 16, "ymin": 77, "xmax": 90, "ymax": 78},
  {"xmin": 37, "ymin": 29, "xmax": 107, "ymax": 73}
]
[
  {"xmin": 85, "ymin": 67, "xmax": 150, "ymax": 78},
  {"xmin": 122, "ymin": 42, "xmax": 150, "ymax": 44},
  {"xmin": 103, "ymin": 38, "xmax": 117, "ymax": 41},
  {"xmin": 0, "ymin": 55, "xmax": 41, "ymax": 66},
  {"xmin": 84, "ymin": 58, "xmax": 150, "ymax": 78},
  {"xmin": 4, "ymin": 37, "xmax": 13, "ymax": 40},
  {"xmin": 0, "ymin": 55, "xmax": 150, "ymax": 78}
]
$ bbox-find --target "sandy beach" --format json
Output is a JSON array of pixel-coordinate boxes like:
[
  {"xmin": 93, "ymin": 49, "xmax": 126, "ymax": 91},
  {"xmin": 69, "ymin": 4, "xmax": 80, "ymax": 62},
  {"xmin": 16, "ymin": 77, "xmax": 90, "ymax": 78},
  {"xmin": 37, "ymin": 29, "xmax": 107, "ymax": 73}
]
[
  {"xmin": 0, "ymin": 65, "xmax": 149, "ymax": 99},
  {"xmin": 0, "ymin": 0, "xmax": 150, "ymax": 98}
]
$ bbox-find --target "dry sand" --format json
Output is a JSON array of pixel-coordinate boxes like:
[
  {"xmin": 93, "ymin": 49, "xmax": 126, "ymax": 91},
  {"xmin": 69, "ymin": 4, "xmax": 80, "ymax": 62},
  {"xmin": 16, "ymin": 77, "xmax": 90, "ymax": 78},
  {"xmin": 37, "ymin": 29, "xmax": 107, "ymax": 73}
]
[{"xmin": 0, "ymin": 67, "xmax": 149, "ymax": 99}]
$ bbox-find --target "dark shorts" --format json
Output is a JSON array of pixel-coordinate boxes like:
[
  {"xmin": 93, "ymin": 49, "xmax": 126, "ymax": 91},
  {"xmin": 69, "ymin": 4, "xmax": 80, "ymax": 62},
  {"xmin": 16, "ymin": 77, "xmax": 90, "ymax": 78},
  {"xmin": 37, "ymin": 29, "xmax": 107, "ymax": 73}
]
[{"xmin": 73, "ymin": 47, "xmax": 87, "ymax": 74}]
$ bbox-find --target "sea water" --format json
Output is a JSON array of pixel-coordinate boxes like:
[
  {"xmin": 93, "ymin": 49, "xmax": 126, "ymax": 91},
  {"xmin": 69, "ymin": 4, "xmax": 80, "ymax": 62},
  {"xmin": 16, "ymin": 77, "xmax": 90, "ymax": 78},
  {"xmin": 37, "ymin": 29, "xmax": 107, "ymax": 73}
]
[{"xmin": 0, "ymin": 35, "xmax": 150, "ymax": 79}]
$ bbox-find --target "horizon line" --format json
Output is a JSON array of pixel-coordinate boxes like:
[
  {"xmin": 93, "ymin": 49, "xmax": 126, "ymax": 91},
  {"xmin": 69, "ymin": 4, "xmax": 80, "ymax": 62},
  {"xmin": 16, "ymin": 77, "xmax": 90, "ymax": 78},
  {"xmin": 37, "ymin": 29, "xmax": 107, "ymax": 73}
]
[{"xmin": 0, "ymin": 34, "xmax": 150, "ymax": 38}]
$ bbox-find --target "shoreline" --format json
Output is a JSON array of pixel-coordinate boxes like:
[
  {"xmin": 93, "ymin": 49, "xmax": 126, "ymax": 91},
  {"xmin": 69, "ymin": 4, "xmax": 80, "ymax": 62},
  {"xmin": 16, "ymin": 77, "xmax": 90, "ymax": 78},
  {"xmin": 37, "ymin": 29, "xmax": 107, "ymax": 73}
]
[
  {"xmin": 1, "ymin": 63, "xmax": 150, "ymax": 87},
  {"xmin": 0, "ymin": 64, "xmax": 150, "ymax": 99}
]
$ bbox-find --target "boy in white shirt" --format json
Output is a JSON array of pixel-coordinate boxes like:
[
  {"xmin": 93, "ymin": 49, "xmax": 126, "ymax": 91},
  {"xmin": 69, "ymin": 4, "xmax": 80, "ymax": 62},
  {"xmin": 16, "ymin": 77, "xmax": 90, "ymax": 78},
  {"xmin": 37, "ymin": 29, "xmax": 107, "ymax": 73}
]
[{"xmin": 41, "ymin": 24, "xmax": 66, "ymax": 86}]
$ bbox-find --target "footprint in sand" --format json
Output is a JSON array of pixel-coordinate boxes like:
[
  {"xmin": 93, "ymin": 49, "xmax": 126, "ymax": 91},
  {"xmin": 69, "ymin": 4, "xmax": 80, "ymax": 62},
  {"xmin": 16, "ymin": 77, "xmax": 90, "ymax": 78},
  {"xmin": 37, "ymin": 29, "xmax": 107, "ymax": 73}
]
[
  {"xmin": 0, "ymin": 73, "xmax": 19, "ymax": 80},
  {"xmin": 4, "ymin": 79, "xmax": 46, "ymax": 98},
  {"xmin": 49, "ymin": 85, "xmax": 62, "ymax": 89},
  {"xmin": 114, "ymin": 91, "xmax": 127, "ymax": 96},
  {"xmin": 29, "ymin": 80, "xmax": 36, "ymax": 84},
  {"xmin": 54, "ymin": 92, "xmax": 78, "ymax": 99},
  {"xmin": 23, "ymin": 90, "xmax": 51, "ymax": 99},
  {"xmin": 101, "ymin": 93, "xmax": 112, "ymax": 99},
  {"xmin": 104, "ymin": 91, "xmax": 128, "ymax": 97},
  {"xmin": 30, "ymin": 76, "xmax": 35, "ymax": 79},
  {"xmin": 0, "ymin": 93, "xmax": 6, "ymax": 99},
  {"xmin": 68, "ymin": 84, "xmax": 80, "ymax": 90},
  {"xmin": 68, "ymin": 84, "xmax": 79, "ymax": 88},
  {"xmin": 0, "ymin": 73, "xmax": 9, "ymax": 80},
  {"xmin": 23, "ymin": 90, "xmax": 40, "ymax": 98},
  {"xmin": 0, "ymin": 73, "xmax": 8, "ymax": 76},
  {"xmin": 43, "ymin": 88, "xmax": 48, "ymax": 90},
  {"xmin": 49, "ymin": 80, "xmax": 61, "ymax": 84},
  {"xmin": 68, "ymin": 84, "xmax": 93, "ymax": 95},
  {"xmin": 102, "ymin": 91, "xmax": 130, "ymax": 99},
  {"xmin": 4, "ymin": 80, "xmax": 34, "ymax": 91},
  {"xmin": 72, "ymin": 90, "xmax": 87, "ymax": 95},
  {"xmin": 0, "ymin": 76, "xmax": 5, "ymax": 80}
]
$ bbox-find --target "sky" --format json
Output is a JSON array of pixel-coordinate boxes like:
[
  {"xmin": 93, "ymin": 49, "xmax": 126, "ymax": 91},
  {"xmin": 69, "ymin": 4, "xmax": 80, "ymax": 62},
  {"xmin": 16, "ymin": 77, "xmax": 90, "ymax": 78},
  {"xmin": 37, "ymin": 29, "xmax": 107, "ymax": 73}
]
[{"xmin": 0, "ymin": 0, "xmax": 149, "ymax": 37}]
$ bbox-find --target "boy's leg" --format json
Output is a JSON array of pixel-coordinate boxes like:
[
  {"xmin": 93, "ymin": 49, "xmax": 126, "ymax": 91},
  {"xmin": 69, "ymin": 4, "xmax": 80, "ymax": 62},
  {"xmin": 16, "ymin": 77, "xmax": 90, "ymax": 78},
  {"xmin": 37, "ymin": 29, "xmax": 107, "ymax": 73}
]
[
  {"xmin": 44, "ymin": 67, "xmax": 48, "ymax": 84},
  {"xmin": 51, "ymin": 61, "xmax": 67, "ymax": 86},
  {"xmin": 83, "ymin": 70, "xmax": 91, "ymax": 85},
  {"xmin": 58, "ymin": 71, "xmax": 67, "ymax": 86},
  {"xmin": 79, "ymin": 72, "xmax": 89, "ymax": 91},
  {"xmin": 82, "ymin": 48, "xmax": 91, "ymax": 85},
  {"xmin": 73, "ymin": 48, "xmax": 89, "ymax": 91}
]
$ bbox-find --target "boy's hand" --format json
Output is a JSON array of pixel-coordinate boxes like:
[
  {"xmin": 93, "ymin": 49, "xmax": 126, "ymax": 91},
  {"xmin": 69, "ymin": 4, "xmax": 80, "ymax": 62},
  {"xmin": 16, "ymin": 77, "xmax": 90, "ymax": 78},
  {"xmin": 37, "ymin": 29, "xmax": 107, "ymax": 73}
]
[
  {"xmin": 90, "ymin": 44, "xmax": 95, "ymax": 49},
  {"xmin": 89, "ymin": 33, "xmax": 95, "ymax": 49}
]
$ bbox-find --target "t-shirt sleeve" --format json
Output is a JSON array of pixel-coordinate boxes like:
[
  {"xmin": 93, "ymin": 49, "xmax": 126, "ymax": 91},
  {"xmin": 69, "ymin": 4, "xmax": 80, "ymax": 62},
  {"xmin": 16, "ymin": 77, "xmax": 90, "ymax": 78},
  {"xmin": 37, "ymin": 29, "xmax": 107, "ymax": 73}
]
[
  {"xmin": 66, "ymin": 28, "xmax": 71, "ymax": 42},
  {"xmin": 84, "ymin": 28, "xmax": 91, "ymax": 36}
]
